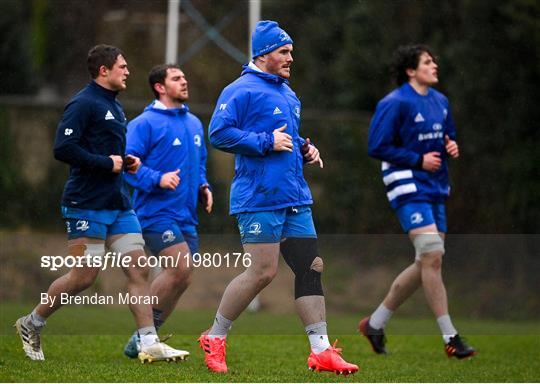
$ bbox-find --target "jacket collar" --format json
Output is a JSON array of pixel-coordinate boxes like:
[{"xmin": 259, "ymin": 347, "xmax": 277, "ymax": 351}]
[
  {"xmin": 241, "ymin": 62, "xmax": 288, "ymax": 84},
  {"xmin": 89, "ymin": 80, "xmax": 119, "ymax": 100},
  {"xmin": 144, "ymin": 99, "xmax": 189, "ymax": 115}
]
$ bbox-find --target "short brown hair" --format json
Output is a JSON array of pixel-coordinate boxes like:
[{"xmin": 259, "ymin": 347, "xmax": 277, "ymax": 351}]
[
  {"xmin": 148, "ymin": 64, "xmax": 181, "ymax": 99},
  {"xmin": 87, "ymin": 44, "xmax": 124, "ymax": 79}
]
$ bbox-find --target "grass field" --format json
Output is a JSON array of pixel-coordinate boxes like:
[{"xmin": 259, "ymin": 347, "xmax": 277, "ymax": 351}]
[{"xmin": 1, "ymin": 303, "xmax": 539, "ymax": 382}]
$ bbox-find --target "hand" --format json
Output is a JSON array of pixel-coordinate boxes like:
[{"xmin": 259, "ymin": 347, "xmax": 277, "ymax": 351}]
[
  {"xmin": 109, "ymin": 155, "xmax": 123, "ymax": 173},
  {"xmin": 124, "ymin": 154, "xmax": 141, "ymax": 174},
  {"xmin": 422, "ymin": 152, "xmax": 442, "ymax": 172},
  {"xmin": 199, "ymin": 185, "xmax": 213, "ymax": 213},
  {"xmin": 273, "ymin": 124, "xmax": 293, "ymax": 152},
  {"xmin": 445, "ymin": 135, "xmax": 459, "ymax": 158},
  {"xmin": 160, "ymin": 169, "xmax": 180, "ymax": 190},
  {"xmin": 301, "ymin": 138, "xmax": 324, "ymax": 168}
]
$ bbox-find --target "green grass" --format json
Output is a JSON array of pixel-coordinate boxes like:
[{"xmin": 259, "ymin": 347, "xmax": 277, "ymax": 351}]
[{"xmin": 1, "ymin": 303, "xmax": 539, "ymax": 382}]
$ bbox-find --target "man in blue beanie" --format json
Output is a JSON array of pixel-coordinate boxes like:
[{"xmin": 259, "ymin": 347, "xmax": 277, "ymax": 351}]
[{"xmin": 198, "ymin": 20, "xmax": 359, "ymax": 375}]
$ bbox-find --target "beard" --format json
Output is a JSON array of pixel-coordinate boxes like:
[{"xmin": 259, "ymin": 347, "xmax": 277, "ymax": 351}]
[{"xmin": 173, "ymin": 92, "xmax": 188, "ymax": 103}]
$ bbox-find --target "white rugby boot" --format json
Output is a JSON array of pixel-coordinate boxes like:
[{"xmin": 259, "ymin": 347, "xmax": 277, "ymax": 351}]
[{"xmin": 15, "ymin": 316, "xmax": 45, "ymax": 361}]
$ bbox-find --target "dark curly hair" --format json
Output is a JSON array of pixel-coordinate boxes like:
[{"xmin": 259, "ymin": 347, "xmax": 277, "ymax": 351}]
[{"xmin": 391, "ymin": 44, "xmax": 436, "ymax": 86}]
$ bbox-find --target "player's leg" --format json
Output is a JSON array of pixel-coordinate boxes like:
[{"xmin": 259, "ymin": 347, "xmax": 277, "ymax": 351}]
[
  {"xmin": 281, "ymin": 206, "xmax": 358, "ymax": 374},
  {"xmin": 199, "ymin": 242, "xmax": 279, "ymax": 373},
  {"xmin": 16, "ymin": 216, "xmax": 106, "ymax": 361},
  {"xmin": 359, "ymin": 203, "xmax": 430, "ymax": 354},
  {"xmin": 144, "ymin": 224, "xmax": 195, "ymax": 328},
  {"xmin": 124, "ymin": 224, "xmax": 197, "ymax": 358},
  {"xmin": 108, "ymin": 210, "xmax": 188, "ymax": 362},
  {"xmin": 215, "ymin": 242, "xmax": 280, "ymax": 321},
  {"xmin": 199, "ymin": 210, "xmax": 282, "ymax": 373},
  {"xmin": 124, "ymin": 226, "xmax": 199, "ymax": 358},
  {"xmin": 415, "ymin": 204, "xmax": 475, "ymax": 358},
  {"xmin": 412, "ymin": 225, "xmax": 448, "ymax": 318},
  {"xmin": 124, "ymin": 223, "xmax": 195, "ymax": 357},
  {"xmin": 149, "ymin": 242, "xmax": 193, "ymax": 323}
]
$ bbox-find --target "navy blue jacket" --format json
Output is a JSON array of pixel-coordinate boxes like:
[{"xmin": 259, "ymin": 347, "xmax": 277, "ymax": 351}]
[
  {"xmin": 54, "ymin": 81, "xmax": 131, "ymax": 210},
  {"xmin": 209, "ymin": 63, "xmax": 312, "ymax": 215}
]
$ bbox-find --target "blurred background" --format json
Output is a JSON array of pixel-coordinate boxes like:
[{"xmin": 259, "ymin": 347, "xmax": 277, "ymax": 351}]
[{"xmin": 0, "ymin": 0, "xmax": 538, "ymax": 320}]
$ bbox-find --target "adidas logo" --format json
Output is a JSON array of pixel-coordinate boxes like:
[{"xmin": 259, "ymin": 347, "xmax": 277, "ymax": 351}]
[
  {"xmin": 105, "ymin": 110, "xmax": 115, "ymax": 120},
  {"xmin": 173, "ymin": 138, "xmax": 182, "ymax": 146},
  {"xmin": 273, "ymin": 107, "xmax": 282, "ymax": 115},
  {"xmin": 414, "ymin": 112, "xmax": 425, "ymax": 123}
]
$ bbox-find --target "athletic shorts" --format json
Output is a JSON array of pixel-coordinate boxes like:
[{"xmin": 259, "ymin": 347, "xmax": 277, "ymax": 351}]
[
  {"xmin": 395, "ymin": 202, "xmax": 447, "ymax": 233},
  {"xmin": 62, "ymin": 206, "xmax": 142, "ymax": 240},
  {"xmin": 142, "ymin": 220, "xmax": 199, "ymax": 256},
  {"xmin": 236, "ymin": 205, "xmax": 317, "ymax": 244}
]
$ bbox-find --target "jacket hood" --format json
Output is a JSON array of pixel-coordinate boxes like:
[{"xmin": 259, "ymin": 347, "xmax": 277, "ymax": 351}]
[{"xmin": 144, "ymin": 100, "xmax": 190, "ymax": 116}]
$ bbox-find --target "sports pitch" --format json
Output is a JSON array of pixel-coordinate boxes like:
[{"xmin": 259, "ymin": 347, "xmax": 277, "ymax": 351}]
[{"xmin": 1, "ymin": 303, "xmax": 539, "ymax": 382}]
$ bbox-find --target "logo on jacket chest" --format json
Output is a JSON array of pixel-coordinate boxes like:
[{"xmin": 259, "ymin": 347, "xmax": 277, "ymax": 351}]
[
  {"xmin": 194, "ymin": 134, "xmax": 202, "ymax": 147},
  {"xmin": 105, "ymin": 110, "xmax": 115, "ymax": 120}
]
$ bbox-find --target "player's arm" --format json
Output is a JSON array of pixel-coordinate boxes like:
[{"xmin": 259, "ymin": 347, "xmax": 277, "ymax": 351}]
[
  {"xmin": 208, "ymin": 91, "xmax": 275, "ymax": 156},
  {"xmin": 124, "ymin": 119, "xmax": 167, "ymax": 192},
  {"xmin": 53, "ymin": 99, "xmax": 114, "ymax": 171},
  {"xmin": 368, "ymin": 100, "xmax": 424, "ymax": 169}
]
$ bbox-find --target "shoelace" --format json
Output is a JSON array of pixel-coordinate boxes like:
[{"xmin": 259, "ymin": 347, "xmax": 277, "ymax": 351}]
[
  {"xmin": 210, "ymin": 338, "xmax": 227, "ymax": 359},
  {"xmin": 28, "ymin": 329, "xmax": 41, "ymax": 351},
  {"xmin": 330, "ymin": 339, "xmax": 343, "ymax": 354},
  {"xmin": 159, "ymin": 333, "xmax": 173, "ymax": 343}
]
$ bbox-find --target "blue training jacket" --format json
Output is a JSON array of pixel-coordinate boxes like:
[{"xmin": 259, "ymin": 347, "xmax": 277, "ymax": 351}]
[
  {"xmin": 125, "ymin": 101, "xmax": 209, "ymax": 230},
  {"xmin": 368, "ymin": 83, "xmax": 457, "ymax": 209},
  {"xmin": 54, "ymin": 81, "xmax": 131, "ymax": 210},
  {"xmin": 208, "ymin": 63, "xmax": 312, "ymax": 215}
]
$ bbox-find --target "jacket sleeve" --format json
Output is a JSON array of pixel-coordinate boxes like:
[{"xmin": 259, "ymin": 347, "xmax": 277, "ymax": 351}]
[
  {"xmin": 208, "ymin": 89, "xmax": 274, "ymax": 156},
  {"xmin": 53, "ymin": 99, "xmax": 113, "ymax": 170},
  {"xmin": 444, "ymin": 100, "xmax": 457, "ymax": 141},
  {"xmin": 368, "ymin": 99, "xmax": 422, "ymax": 168},
  {"xmin": 124, "ymin": 118, "xmax": 163, "ymax": 193}
]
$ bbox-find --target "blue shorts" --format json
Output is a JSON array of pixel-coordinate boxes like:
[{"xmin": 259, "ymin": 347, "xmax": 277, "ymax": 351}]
[
  {"xmin": 142, "ymin": 220, "xmax": 199, "ymax": 256},
  {"xmin": 236, "ymin": 206, "xmax": 317, "ymax": 244},
  {"xmin": 62, "ymin": 206, "xmax": 142, "ymax": 240},
  {"xmin": 396, "ymin": 202, "xmax": 447, "ymax": 233}
]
